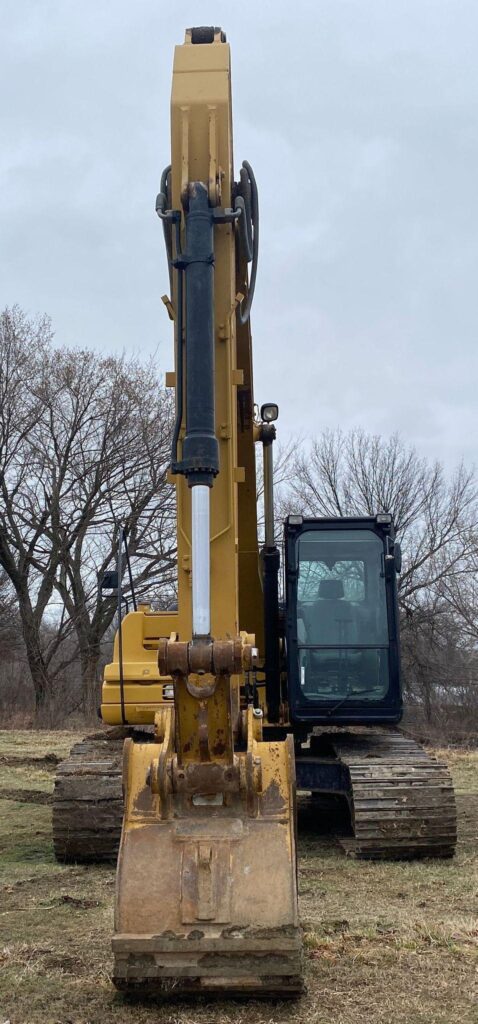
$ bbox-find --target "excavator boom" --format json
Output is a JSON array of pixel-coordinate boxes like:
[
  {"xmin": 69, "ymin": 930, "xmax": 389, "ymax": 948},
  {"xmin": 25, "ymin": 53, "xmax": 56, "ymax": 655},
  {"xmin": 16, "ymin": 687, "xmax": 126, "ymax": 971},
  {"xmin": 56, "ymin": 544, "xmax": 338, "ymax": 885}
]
[{"xmin": 111, "ymin": 27, "xmax": 302, "ymax": 997}]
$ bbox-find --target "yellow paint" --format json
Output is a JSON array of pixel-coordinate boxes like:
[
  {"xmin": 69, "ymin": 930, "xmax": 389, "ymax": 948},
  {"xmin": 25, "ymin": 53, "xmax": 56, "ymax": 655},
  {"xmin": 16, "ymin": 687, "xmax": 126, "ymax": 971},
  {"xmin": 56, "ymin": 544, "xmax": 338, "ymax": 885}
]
[
  {"xmin": 110, "ymin": 31, "xmax": 301, "ymax": 994},
  {"xmin": 101, "ymin": 31, "xmax": 263, "ymax": 723}
]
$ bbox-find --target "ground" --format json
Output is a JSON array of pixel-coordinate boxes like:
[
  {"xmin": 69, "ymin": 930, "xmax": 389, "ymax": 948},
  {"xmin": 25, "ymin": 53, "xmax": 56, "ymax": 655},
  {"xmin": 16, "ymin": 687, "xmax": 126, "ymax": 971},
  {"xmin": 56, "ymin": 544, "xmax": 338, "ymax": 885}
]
[{"xmin": 0, "ymin": 730, "xmax": 477, "ymax": 1024}]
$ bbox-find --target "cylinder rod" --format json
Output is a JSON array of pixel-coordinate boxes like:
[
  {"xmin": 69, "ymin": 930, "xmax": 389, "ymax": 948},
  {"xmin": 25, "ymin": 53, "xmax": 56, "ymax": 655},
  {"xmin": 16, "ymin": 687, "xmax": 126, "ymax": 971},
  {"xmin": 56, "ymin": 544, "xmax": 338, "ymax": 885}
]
[{"xmin": 191, "ymin": 484, "xmax": 211, "ymax": 637}]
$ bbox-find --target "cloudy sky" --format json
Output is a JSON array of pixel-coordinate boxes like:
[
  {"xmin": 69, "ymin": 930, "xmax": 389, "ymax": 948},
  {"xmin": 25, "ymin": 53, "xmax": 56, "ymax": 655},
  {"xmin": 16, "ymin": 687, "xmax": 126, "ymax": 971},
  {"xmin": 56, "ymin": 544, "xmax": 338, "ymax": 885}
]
[{"xmin": 2, "ymin": 0, "xmax": 477, "ymax": 469}]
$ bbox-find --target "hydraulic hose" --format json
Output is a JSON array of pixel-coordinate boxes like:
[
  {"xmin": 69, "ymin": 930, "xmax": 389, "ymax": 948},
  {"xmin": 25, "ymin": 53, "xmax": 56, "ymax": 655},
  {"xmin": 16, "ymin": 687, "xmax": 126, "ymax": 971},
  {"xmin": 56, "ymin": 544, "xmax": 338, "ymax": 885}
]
[
  {"xmin": 159, "ymin": 165, "xmax": 173, "ymax": 290},
  {"xmin": 237, "ymin": 160, "xmax": 259, "ymax": 325}
]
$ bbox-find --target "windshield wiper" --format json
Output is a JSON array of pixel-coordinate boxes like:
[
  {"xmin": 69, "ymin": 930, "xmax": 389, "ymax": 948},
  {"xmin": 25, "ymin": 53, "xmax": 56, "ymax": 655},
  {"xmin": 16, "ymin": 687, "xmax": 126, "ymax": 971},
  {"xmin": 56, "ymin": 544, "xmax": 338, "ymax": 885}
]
[{"xmin": 325, "ymin": 689, "xmax": 381, "ymax": 716}]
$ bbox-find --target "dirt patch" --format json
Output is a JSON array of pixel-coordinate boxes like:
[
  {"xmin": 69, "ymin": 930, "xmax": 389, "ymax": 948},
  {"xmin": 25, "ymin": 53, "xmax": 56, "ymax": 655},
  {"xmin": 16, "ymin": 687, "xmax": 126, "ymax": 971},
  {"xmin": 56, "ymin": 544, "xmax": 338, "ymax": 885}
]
[
  {"xmin": 1, "ymin": 868, "xmax": 111, "ymax": 901},
  {"xmin": 0, "ymin": 787, "xmax": 52, "ymax": 804},
  {"xmin": 57, "ymin": 893, "xmax": 101, "ymax": 909},
  {"xmin": 0, "ymin": 943, "xmax": 90, "ymax": 976},
  {"xmin": 1, "ymin": 869, "xmax": 84, "ymax": 893},
  {"xmin": 43, "ymin": 951, "xmax": 85, "ymax": 972},
  {"xmin": 0, "ymin": 752, "xmax": 61, "ymax": 769}
]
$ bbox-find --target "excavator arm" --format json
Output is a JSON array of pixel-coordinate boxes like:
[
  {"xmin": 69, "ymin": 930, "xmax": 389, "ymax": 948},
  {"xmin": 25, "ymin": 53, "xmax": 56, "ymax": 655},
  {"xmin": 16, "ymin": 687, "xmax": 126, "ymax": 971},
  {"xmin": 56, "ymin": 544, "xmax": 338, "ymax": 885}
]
[{"xmin": 111, "ymin": 27, "xmax": 302, "ymax": 997}]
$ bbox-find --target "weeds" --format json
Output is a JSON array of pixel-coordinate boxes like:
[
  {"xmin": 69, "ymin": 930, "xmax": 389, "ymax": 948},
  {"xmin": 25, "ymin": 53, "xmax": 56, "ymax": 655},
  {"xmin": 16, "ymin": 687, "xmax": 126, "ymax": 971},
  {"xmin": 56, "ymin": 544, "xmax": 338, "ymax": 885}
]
[{"xmin": 0, "ymin": 729, "xmax": 477, "ymax": 1024}]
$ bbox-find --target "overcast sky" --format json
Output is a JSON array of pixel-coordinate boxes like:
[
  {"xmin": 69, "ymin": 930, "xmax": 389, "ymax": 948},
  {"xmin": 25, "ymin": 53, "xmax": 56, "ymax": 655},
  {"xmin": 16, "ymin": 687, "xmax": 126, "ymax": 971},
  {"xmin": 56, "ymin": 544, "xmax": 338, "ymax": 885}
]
[{"xmin": 2, "ymin": 0, "xmax": 477, "ymax": 470}]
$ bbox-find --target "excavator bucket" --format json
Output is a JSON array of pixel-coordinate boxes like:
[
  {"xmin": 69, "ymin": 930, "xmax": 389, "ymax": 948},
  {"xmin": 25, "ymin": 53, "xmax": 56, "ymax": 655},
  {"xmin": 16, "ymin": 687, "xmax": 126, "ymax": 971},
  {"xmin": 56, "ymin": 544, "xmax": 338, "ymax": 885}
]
[{"xmin": 112, "ymin": 705, "xmax": 302, "ymax": 997}]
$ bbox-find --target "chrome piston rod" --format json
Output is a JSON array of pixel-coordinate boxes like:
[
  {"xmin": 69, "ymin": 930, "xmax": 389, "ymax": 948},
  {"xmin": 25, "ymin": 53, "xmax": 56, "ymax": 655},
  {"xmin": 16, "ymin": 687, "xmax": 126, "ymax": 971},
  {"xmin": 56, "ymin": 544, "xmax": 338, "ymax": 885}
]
[{"xmin": 191, "ymin": 484, "xmax": 210, "ymax": 637}]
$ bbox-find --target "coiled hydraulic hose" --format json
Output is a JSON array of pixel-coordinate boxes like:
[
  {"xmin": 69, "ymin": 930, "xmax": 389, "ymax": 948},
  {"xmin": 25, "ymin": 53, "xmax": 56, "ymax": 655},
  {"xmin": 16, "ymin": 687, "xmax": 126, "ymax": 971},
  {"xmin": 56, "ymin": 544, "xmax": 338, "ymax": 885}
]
[
  {"xmin": 236, "ymin": 160, "xmax": 259, "ymax": 325},
  {"xmin": 159, "ymin": 165, "xmax": 173, "ymax": 290}
]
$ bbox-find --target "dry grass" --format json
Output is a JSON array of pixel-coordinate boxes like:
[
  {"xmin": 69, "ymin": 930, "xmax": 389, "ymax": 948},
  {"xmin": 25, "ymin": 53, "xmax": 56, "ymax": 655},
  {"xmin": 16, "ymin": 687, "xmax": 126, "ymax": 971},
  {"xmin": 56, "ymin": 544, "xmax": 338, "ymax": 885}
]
[{"xmin": 0, "ymin": 730, "xmax": 477, "ymax": 1024}]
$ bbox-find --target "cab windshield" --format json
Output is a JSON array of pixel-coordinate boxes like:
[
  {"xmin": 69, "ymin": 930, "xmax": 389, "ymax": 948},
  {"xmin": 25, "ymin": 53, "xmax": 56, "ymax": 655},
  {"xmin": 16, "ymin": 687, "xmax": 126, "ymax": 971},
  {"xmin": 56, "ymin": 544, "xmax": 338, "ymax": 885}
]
[{"xmin": 296, "ymin": 529, "xmax": 390, "ymax": 703}]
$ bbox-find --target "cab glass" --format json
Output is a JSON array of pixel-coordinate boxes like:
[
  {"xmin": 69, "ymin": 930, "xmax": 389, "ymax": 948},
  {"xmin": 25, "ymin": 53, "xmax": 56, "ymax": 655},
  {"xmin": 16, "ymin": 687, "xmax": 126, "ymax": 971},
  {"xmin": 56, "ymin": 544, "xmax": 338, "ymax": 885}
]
[{"xmin": 296, "ymin": 529, "xmax": 390, "ymax": 703}]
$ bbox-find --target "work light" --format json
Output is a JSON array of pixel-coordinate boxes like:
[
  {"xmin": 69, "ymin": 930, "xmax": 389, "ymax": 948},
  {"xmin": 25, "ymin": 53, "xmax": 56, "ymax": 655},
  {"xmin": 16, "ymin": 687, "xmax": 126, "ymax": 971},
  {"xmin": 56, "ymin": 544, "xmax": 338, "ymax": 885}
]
[{"xmin": 260, "ymin": 402, "xmax": 279, "ymax": 422}]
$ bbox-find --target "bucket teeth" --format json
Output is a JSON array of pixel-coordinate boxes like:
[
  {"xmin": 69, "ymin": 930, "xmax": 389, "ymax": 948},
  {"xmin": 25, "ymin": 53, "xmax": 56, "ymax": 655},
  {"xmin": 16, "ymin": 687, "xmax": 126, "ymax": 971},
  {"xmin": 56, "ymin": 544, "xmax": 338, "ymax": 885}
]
[{"xmin": 113, "ymin": 935, "xmax": 303, "ymax": 998}]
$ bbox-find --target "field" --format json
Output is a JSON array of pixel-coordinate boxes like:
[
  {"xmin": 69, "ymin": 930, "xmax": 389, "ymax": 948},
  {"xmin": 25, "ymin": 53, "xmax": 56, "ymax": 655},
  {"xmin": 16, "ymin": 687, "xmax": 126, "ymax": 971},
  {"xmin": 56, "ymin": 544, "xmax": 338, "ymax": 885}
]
[{"xmin": 0, "ymin": 730, "xmax": 477, "ymax": 1024}]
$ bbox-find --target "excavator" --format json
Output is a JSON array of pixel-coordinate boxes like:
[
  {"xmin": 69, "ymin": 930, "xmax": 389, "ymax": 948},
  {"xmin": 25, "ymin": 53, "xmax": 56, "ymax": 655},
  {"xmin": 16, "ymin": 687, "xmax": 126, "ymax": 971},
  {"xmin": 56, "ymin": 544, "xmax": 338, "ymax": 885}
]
[{"xmin": 53, "ymin": 27, "xmax": 457, "ymax": 997}]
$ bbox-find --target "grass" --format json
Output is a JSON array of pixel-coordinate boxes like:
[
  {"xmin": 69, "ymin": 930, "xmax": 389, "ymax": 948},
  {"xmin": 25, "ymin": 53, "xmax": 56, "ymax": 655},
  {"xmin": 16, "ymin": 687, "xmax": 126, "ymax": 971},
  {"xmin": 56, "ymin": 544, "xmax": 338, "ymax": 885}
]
[{"xmin": 0, "ymin": 730, "xmax": 477, "ymax": 1024}]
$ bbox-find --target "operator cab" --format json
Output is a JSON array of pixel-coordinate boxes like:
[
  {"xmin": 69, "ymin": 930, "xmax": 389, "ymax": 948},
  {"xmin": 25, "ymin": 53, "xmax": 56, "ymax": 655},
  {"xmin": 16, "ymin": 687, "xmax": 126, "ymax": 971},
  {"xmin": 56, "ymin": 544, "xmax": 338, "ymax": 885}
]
[{"xmin": 285, "ymin": 515, "xmax": 402, "ymax": 724}]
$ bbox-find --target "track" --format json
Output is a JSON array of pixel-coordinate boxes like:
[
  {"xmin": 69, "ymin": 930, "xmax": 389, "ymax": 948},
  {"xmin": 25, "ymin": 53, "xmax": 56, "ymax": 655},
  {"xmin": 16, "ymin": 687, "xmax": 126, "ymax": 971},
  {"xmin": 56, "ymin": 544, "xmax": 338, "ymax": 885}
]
[
  {"xmin": 53, "ymin": 730, "xmax": 457, "ymax": 864},
  {"xmin": 331, "ymin": 731, "xmax": 457, "ymax": 860},
  {"xmin": 52, "ymin": 735, "xmax": 124, "ymax": 863}
]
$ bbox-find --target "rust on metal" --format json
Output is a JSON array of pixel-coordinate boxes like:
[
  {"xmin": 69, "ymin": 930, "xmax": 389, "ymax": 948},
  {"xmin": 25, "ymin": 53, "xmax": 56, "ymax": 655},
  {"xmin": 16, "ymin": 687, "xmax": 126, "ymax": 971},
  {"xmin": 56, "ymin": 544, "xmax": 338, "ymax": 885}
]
[
  {"xmin": 113, "ymin": 696, "xmax": 301, "ymax": 995},
  {"xmin": 158, "ymin": 638, "xmax": 247, "ymax": 678}
]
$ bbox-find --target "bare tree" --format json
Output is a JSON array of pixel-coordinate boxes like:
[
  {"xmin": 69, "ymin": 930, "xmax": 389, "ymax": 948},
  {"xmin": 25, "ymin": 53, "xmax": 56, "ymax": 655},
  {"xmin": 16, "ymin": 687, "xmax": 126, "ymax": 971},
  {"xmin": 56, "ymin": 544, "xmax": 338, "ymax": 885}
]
[
  {"xmin": 46, "ymin": 348, "xmax": 176, "ymax": 717},
  {"xmin": 400, "ymin": 588, "xmax": 478, "ymax": 732},
  {"xmin": 287, "ymin": 428, "xmax": 477, "ymax": 606},
  {"xmin": 284, "ymin": 428, "xmax": 478, "ymax": 721},
  {"xmin": 0, "ymin": 570, "xmax": 20, "ymax": 658},
  {"xmin": 438, "ymin": 544, "xmax": 478, "ymax": 646},
  {"xmin": 0, "ymin": 306, "xmax": 175, "ymax": 722},
  {"xmin": 0, "ymin": 307, "xmax": 76, "ymax": 720}
]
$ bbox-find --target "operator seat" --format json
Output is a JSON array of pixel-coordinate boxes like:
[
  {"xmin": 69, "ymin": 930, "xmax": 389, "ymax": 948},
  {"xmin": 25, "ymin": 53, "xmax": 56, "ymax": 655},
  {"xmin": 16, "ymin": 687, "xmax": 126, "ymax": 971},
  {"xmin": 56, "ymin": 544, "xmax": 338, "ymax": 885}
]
[
  {"xmin": 304, "ymin": 578, "xmax": 355, "ymax": 644},
  {"xmin": 300, "ymin": 579, "xmax": 355, "ymax": 696}
]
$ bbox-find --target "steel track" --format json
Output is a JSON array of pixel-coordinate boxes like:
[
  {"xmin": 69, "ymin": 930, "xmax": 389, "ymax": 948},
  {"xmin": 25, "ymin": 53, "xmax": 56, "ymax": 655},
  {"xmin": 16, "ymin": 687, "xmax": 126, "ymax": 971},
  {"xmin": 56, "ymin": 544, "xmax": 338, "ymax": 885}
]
[{"xmin": 331, "ymin": 730, "xmax": 457, "ymax": 859}]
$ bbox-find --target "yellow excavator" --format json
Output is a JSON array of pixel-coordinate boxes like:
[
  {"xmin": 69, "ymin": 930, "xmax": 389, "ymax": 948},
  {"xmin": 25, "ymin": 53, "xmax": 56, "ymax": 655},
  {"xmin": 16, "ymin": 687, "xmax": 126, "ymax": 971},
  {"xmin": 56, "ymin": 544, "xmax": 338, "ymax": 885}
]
[{"xmin": 53, "ymin": 26, "xmax": 456, "ymax": 998}]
